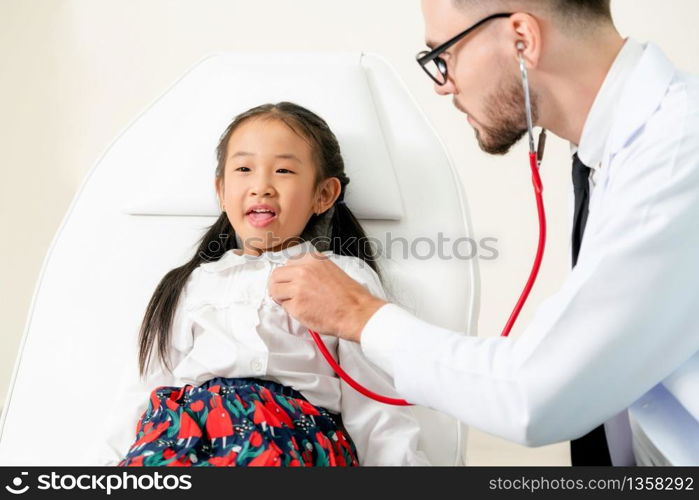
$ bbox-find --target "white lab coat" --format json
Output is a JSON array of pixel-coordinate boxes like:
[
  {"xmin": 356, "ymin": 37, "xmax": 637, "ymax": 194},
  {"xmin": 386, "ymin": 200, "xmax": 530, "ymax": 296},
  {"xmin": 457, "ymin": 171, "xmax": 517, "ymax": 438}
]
[{"xmin": 360, "ymin": 40, "xmax": 699, "ymax": 465}]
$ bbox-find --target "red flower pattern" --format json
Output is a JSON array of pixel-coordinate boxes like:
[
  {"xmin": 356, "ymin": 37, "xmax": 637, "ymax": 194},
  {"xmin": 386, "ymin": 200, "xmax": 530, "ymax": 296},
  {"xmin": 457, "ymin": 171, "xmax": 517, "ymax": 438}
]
[
  {"xmin": 122, "ymin": 382, "xmax": 359, "ymax": 467},
  {"xmin": 177, "ymin": 411, "xmax": 202, "ymax": 447},
  {"xmin": 205, "ymin": 394, "xmax": 234, "ymax": 447},
  {"xmin": 248, "ymin": 442, "xmax": 283, "ymax": 467},
  {"xmin": 253, "ymin": 400, "xmax": 282, "ymax": 428}
]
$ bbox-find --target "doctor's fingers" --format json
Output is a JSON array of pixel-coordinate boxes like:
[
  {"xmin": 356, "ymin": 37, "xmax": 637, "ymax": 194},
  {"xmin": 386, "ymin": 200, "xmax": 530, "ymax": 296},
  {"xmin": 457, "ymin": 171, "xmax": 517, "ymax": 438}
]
[
  {"xmin": 268, "ymin": 281, "xmax": 299, "ymax": 304},
  {"xmin": 269, "ymin": 260, "xmax": 323, "ymax": 288}
]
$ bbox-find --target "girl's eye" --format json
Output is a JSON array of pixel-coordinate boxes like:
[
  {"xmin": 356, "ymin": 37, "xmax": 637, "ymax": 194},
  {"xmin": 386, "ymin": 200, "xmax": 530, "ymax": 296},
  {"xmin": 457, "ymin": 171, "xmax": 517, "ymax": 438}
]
[{"xmin": 234, "ymin": 167, "xmax": 292, "ymax": 173}]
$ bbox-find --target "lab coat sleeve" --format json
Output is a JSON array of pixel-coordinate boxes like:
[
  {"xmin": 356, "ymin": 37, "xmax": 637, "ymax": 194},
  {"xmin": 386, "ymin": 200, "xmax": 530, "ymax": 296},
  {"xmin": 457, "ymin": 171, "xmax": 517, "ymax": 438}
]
[
  {"xmin": 361, "ymin": 107, "xmax": 699, "ymax": 447},
  {"xmin": 335, "ymin": 257, "xmax": 430, "ymax": 465},
  {"xmin": 82, "ymin": 278, "xmax": 195, "ymax": 465}
]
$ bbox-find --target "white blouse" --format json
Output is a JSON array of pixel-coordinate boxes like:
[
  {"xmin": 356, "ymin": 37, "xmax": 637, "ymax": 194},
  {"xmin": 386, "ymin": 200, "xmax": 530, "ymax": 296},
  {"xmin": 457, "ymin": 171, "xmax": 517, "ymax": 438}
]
[{"xmin": 87, "ymin": 240, "xmax": 428, "ymax": 466}]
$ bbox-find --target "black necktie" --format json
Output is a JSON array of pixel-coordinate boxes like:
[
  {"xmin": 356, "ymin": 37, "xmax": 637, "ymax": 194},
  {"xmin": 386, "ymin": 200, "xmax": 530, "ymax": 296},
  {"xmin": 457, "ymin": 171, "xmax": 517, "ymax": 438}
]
[
  {"xmin": 569, "ymin": 153, "xmax": 612, "ymax": 466},
  {"xmin": 571, "ymin": 153, "xmax": 591, "ymax": 267}
]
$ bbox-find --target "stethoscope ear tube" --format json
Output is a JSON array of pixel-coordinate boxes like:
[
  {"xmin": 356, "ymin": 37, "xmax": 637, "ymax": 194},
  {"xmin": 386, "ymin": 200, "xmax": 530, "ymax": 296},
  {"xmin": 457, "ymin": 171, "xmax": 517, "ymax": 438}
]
[
  {"xmin": 518, "ymin": 48, "xmax": 548, "ymax": 165},
  {"xmin": 519, "ymin": 50, "xmax": 537, "ymax": 155}
]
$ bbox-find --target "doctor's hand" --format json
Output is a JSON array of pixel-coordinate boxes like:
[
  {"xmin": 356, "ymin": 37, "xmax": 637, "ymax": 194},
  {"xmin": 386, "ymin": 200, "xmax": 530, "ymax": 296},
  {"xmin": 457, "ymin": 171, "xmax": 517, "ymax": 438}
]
[{"xmin": 268, "ymin": 252, "xmax": 387, "ymax": 343}]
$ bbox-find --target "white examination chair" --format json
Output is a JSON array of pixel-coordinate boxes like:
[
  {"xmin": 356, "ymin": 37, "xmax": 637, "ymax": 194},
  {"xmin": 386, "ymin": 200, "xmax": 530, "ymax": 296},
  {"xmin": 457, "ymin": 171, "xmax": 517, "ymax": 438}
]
[{"xmin": 0, "ymin": 53, "xmax": 479, "ymax": 466}]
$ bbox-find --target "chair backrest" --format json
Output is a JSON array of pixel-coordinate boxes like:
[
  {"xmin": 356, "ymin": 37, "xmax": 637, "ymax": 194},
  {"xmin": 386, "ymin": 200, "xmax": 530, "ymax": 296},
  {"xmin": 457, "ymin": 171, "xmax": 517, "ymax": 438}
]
[{"xmin": 0, "ymin": 52, "xmax": 479, "ymax": 465}]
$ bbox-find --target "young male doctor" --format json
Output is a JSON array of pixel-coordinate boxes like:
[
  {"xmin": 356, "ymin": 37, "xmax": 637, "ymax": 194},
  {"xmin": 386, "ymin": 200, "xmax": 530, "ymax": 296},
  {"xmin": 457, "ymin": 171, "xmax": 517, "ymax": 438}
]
[{"xmin": 269, "ymin": 0, "xmax": 699, "ymax": 465}]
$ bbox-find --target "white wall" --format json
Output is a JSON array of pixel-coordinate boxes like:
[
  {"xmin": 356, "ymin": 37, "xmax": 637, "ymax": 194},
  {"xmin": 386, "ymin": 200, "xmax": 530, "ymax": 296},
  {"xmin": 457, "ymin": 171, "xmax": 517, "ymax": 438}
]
[{"xmin": 1, "ymin": 0, "xmax": 698, "ymax": 465}]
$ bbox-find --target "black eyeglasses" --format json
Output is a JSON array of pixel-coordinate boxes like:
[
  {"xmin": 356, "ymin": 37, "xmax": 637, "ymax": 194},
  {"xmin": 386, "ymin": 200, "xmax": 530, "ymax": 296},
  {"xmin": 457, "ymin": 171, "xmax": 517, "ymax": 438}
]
[{"xmin": 416, "ymin": 12, "xmax": 514, "ymax": 85}]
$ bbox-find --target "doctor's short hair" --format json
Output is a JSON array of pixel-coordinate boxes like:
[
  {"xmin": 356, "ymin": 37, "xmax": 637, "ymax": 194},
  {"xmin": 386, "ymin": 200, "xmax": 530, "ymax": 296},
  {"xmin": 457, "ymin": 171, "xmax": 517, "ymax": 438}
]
[{"xmin": 453, "ymin": 0, "xmax": 613, "ymax": 33}]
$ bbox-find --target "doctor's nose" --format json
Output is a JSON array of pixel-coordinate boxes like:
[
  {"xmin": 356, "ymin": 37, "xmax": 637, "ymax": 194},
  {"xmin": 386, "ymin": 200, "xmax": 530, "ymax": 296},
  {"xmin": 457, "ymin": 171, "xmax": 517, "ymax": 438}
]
[{"xmin": 434, "ymin": 78, "xmax": 456, "ymax": 96}]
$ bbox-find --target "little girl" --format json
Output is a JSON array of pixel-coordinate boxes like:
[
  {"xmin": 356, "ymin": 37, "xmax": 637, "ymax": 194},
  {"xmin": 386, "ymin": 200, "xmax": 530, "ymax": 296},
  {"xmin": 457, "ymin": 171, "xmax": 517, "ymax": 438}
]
[{"xmin": 88, "ymin": 102, "xmax": 428, "ymax": 466}]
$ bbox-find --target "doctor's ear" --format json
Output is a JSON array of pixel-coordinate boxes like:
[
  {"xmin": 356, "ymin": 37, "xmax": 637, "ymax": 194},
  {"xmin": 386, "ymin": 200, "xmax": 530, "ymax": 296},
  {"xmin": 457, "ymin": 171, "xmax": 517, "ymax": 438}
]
[{"xmin": 508, "ymin": 12, "xmax": 541, "ymax": 66}]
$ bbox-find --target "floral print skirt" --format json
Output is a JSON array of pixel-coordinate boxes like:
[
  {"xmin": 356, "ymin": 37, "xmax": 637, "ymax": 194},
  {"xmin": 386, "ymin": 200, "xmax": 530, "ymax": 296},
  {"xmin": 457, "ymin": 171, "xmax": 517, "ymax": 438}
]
[{"xmin": 118, "ymin": 377, "xmax": 359, "ymax": 467}]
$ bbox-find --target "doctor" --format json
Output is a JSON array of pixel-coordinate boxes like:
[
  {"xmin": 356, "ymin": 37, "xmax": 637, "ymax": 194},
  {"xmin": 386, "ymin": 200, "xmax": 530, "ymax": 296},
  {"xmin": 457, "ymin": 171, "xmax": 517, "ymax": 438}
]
[{"xmin": 269, "ymin": 0, "xmax": 699, "ymax": 465}]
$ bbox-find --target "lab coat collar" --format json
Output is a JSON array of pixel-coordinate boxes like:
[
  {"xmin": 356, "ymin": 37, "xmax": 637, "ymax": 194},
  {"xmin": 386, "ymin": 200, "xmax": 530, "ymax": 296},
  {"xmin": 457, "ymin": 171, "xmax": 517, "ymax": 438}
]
[
  {"xmin": 607, "ymin": 41, "xmax": 676, "ymax": 157},
  {"xmin": 569, "ymin": 40, "xmax": 676, "ymax": 168},
  {"xmin": 199, "ymin": 239, "xmax": 323, "ymax": 273},
  {"xmin": 572, "ymin": 38, "xmax": 645, "ymax": 170}
]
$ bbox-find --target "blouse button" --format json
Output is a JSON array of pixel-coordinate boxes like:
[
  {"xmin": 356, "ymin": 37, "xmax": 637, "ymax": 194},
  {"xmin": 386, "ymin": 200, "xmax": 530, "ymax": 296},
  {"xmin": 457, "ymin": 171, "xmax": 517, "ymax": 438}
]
[{"xmin": 250, "ymin": 358, "xmax": 264, "ymax": 373}]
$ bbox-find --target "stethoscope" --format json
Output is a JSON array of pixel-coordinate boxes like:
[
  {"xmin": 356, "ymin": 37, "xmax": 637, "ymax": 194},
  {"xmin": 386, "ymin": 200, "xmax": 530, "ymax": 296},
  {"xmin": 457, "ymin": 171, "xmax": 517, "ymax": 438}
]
[{"xmin": 308, "ymin": 44, "xmax": 548, "ymax": 406}]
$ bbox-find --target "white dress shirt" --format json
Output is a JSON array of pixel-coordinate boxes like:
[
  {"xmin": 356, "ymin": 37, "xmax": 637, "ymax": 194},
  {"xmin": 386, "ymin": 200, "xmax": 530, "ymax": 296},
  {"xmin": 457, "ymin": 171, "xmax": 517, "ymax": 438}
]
[
  {"xmin": 87, "ymin": 240, "xmax": 428, "ymax": 466},
  {"xmin": 360, "ymin": 38, "xmax": 699, "ymax": 464}
]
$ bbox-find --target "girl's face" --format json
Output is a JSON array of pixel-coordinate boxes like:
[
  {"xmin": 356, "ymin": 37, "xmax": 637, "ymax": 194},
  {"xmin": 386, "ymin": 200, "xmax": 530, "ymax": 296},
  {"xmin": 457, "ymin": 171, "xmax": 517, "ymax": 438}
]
[{"xmin": 216, "ymin": 117, "xmax": 340, "ymax": 256}]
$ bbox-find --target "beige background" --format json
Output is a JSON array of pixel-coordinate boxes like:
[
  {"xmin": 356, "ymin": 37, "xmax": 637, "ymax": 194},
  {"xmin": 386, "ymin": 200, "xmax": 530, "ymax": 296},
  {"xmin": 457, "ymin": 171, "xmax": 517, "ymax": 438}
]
[{"xmin": 1, "ymin": 0, "xmax": 698, "ymax": 465}]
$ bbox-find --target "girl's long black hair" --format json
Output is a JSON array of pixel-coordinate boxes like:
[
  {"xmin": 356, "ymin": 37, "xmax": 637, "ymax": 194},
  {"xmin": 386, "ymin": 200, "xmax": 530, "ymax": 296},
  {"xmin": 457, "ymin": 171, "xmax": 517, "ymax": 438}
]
[{"xmin": 138, "ymin": 102, "xmax": 380, "ymax": 378}]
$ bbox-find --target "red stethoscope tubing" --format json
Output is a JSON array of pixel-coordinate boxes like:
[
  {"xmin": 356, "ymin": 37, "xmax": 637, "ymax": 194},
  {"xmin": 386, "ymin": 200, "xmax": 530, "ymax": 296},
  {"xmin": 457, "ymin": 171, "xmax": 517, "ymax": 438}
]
[
  {"xmin": 309, "ymin": 150, "xmax": 546, "ymax": 406},
  {"xmin": 501, "ymin": 151, "xmax": 546, "ymax": 337},
  {"xmin": 308, "ymin": 329, "xmax": 412, "ymax": 406}
]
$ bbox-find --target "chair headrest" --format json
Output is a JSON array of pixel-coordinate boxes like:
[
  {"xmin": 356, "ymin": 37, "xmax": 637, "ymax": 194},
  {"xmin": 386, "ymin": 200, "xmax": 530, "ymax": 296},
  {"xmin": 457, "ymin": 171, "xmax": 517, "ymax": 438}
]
[{"xmin": 121, "ymin": 53, "xmax": 404, "ymax": 220}]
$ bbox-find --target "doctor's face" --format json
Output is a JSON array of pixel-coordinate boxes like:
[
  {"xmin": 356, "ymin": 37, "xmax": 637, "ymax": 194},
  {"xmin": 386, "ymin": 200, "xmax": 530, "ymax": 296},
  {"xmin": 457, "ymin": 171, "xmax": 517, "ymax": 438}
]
[
  {"xmin": 420, "ymin": 0, "xmax": 535, "ymax": 155},
  {"xmin": 216, "ymin": 117, "xmax": 321, "ymax": 256}
]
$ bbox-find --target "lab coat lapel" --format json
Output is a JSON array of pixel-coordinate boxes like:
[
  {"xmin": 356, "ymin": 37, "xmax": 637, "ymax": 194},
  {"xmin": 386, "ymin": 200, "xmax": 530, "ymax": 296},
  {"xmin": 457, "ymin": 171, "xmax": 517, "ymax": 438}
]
[
  {"xmin": 608, "ymin": 42, "xmax": 676, "ymax": 157},
  {"xmin": 586, "ymin": 43, "xmax": 677, "ymax": 242}
]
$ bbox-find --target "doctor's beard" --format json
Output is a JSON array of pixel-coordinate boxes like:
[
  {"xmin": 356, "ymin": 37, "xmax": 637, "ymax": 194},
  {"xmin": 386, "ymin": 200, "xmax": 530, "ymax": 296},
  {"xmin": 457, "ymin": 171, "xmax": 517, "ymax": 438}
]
[{"xmin": 457, "ymin": 72, "xmax": 539, "ymax": 156}]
